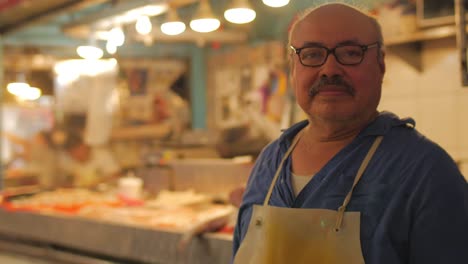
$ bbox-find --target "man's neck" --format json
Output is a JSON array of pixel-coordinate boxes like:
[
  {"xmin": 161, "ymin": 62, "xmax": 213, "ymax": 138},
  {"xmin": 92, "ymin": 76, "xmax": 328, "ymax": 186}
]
[
  {"xmin": 291, "ymin": 112, "xmax": 379, "ymax": 175},
  {"xmin": 305, "ymin": 111, "xmax": 378, "ymax": 144}
]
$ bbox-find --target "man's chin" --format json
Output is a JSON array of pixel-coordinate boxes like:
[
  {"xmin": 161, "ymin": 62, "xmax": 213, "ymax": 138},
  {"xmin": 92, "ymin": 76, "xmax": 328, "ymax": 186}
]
[{"xmin": 310, "ymin": 109, "xmax": 357, "ymax": 123}]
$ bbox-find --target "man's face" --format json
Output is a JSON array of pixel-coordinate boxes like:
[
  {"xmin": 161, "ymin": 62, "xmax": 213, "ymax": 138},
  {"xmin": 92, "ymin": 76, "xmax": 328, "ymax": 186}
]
[{"xmin": 290, "ymin": 4, "xmax": 385, "ymax": 124}]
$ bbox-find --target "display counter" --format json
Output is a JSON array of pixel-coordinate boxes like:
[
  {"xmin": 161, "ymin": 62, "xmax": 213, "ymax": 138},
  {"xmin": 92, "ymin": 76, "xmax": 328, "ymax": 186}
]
[
  {"xmin": 0, "ymin": 208, "xmax": 233, "ymax": 264},
  {"xmin": 0, "ymin": 157, "xmax": 252, "ymax": 264}
]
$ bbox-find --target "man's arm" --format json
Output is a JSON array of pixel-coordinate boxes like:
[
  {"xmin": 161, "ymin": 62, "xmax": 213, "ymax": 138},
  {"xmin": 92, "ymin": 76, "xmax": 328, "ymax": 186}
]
[
  {"xmin": 92, "ymin": 148, "xmax": 122, "ymax": 187},
  {"xmin": 409, "ymin": 152, "xmax": 468, "ymax": 263}
]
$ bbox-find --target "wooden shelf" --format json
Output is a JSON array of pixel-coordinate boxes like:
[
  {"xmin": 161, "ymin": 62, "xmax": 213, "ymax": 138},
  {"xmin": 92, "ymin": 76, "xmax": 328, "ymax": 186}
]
[
  {"xmin": 384, "ymin": 25, "xmax": 462, "ymax": 72},
  {"xmin": 386, "ymin": 25, "xmax": 457, "ymax": 46}
]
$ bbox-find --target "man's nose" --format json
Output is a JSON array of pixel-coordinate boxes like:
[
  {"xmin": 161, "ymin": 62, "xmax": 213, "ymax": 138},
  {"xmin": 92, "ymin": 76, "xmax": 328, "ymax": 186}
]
[{"xmin": 319, "ymin": 53, "xmax": 344, "ymax": 76}]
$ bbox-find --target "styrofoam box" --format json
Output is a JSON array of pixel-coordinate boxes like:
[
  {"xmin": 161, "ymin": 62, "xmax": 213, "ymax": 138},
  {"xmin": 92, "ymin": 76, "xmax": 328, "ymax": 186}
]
[{"xmin": 168, "ymin": 158, "xmax": 253, "ymax": 196}]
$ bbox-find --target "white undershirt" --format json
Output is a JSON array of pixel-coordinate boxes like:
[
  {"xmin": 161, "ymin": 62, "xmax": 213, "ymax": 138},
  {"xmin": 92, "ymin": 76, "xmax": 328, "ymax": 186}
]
[{"xmin": 291, "ymin": 172, "xmax": 314, "ymax": 197}]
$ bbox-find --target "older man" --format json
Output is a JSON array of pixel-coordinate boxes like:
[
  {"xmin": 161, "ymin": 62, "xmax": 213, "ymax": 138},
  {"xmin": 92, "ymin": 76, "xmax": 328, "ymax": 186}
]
[{"xmin": 232, "ymin": 3, "xmax": 468, "ymax": 264}]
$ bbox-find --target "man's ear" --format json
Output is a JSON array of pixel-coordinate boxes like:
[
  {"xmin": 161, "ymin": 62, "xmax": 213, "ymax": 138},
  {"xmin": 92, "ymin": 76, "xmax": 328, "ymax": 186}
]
[
  {"xmin": 378, "ymin": 50, "xmax": 386, "ymax": 74},
  {"xmin": 289, "ymin": 55, "xmax": 296, "ymax": 91}
]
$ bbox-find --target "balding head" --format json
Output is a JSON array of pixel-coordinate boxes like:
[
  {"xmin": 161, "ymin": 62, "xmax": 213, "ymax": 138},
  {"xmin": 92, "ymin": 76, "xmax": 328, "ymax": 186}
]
[
  {"xmin": 288, "ymin": 3, "xmax": 384, "ymax": 54},
  {"xmin": 288, "ymin": 3, "xmax": 385, "ymax": 72}
]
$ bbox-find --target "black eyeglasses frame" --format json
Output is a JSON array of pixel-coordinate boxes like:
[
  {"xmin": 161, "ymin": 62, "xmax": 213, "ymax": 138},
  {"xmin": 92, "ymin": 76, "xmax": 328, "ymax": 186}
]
[{"xmin": 290, "ymin": 42, "xmax": 381, "ymax": 67}]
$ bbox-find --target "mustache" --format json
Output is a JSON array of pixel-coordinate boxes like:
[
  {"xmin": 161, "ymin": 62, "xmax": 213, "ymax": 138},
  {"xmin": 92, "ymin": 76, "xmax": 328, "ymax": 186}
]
[{"xmin": 308, "ymin": 76, "xmax": 355, "ymax": 97}]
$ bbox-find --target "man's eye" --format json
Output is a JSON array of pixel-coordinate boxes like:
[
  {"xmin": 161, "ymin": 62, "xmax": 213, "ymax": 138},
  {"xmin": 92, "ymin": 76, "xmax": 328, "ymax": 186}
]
[
  {"xmin": 346, "ymin": 50, "xmax": 362, "ymax": 57},
  {"xmin": 301, "ymin": 49, "xmax": 323, "ymax": 60},
  {"xmin": 340, "ymin": 47, "xmax": 362, "ymax": 58}
]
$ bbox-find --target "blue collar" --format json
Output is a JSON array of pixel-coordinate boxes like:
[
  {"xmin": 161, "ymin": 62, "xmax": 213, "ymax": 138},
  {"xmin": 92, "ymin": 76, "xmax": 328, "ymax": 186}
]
[{"xmin": 278, "ymin": 111, "xmax": 415, "ymax": 148}]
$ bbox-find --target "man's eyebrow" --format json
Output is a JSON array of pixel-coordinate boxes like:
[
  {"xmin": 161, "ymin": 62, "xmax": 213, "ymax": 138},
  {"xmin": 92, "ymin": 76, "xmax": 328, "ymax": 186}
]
[
  {"xmin": 298, "ymin": 41, "xmax": 324, "ymax": 48},
  {"xmin": 336, "ymin": 40, "xmax": 362, "ymax": 46},
  {"xmin": 297, "ymin": 39, "xmax": 363, "ymax": 48}
]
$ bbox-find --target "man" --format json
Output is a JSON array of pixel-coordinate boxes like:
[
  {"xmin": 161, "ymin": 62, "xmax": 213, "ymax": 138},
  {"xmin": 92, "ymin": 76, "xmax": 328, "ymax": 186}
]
[
  {"xmin": 3, "ymin": 130, "xmax": 65, "ymax": 189},
  {"xmin": 232, "ymin": 3, "xmax": 468, "ymax": 264},
  {"xmin": 62, "ymin": 132, "xmax": 121, "ymax": 188}
]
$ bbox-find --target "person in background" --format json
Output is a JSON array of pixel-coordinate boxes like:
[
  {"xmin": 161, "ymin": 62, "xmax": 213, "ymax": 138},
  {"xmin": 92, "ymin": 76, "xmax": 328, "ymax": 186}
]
[
  {"xmin": 3, "ymin": 129, "xmax": 65, "ymax": 189},
  {"xmin": 62, "ymin": 131, "xmax": 121, "ymax": 188},
  {"xmin": 232, "ymin": 3, "xmax": 468, "ymax": 264}
]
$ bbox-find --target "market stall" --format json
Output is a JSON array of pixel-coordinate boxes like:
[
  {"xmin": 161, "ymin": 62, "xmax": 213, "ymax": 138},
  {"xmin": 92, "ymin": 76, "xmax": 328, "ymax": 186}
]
[{"xmin": 0, "ymin": 188, "xmax": 236, "ymax": 264}]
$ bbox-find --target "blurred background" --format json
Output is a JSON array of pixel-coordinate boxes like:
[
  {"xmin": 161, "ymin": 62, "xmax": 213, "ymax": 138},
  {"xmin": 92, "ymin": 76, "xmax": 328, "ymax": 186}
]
[{"xmin": 0, "ymin": 0, "xmax": 467, "ymax": 263}]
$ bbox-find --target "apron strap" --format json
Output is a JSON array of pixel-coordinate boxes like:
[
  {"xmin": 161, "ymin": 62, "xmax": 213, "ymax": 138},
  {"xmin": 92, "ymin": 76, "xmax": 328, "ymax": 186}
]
[
  {"xmin": 263, "ymin": 130, "xmax": 304, "ymax": 206},
  {"xmin": 335, "ymin": 136, "xmax": 383, "ymax": 231}
]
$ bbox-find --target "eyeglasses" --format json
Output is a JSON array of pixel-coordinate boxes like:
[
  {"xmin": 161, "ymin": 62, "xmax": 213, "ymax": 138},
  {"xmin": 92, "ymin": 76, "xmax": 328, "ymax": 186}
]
[{"xmin": 290, "ymin": 42, "xmax": 380, "ymax": 67}]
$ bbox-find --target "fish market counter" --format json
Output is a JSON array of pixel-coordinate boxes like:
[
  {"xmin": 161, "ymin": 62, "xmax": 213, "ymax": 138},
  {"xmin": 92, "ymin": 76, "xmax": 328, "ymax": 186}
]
[{"xmin": 0, "ymin": 209, "xmax": 233, "ymax": 264}]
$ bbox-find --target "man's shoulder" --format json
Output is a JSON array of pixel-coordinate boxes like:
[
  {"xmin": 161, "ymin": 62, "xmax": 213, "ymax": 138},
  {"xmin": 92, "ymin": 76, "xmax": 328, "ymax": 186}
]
[{"xmin": 386, "ymin": 122, "xmax": 446, "ymax": 154}]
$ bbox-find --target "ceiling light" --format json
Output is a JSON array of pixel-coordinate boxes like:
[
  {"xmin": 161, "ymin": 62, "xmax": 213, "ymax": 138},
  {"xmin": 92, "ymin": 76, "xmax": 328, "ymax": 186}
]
[
  {"xmin": 77, "ymin": 45, "xmax": 104, "ymax": 60},
  {"xmin": 262, "ymin": 0, "xmax": 290, "ymax": 8},
  {"xmin": 161, "ymin": 21, "xmax": 186, "ymax": 36},
  {"xmin": 139, "ymin": 5, "xmax": 167, "ymax": 16},
  {"xmin": 95, "ymin": 4, "xmax": 167, "ymax": 29},
  {"xmin": 109, "ymin": 26, "xmax": 125, "ymax": 46},
  {"xmin": 20, "ymin": 87, "xmax": 42, "ymax": 101},
  {"xmin": 161, "ymin": 8, "xmax": 186, "ymax": 35},
  {"xmin": 7, "ymin": 82, "xmax": 30, "ymax": 95},
  {"xmin": 224, "ymin": 0, "xmax": 256, "ymax": 24},
  {"xmin": 6, "ymin": 82, "xmax": 41, "ymax": 101},
  {"xmin": 106, "ymin": 40, "xmax": 117, "ymax": 54},
  {"xmin": 136, "ymin": 15, "xmax": 152, "ymax": 35},
  {"xmin": 190, "ymin": 0, "xmax": 220, "ymax": 33}
]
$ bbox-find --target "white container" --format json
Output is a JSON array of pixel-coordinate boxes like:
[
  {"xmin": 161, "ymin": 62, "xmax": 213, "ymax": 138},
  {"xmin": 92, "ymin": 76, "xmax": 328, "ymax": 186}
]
[
  {"xmin": 167, "ymin": 158, "xmax": 253, "ymax": 195},
  {"xmin": 118, "ymin": 174, "xmax": 143, "ymax": 200}
]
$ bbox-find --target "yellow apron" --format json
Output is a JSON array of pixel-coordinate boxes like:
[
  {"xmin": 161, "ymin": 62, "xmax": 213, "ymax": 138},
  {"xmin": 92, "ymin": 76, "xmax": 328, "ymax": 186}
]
[{"xmin": 233, "ymin": 133, "xmax": 383, "ymax": 264}]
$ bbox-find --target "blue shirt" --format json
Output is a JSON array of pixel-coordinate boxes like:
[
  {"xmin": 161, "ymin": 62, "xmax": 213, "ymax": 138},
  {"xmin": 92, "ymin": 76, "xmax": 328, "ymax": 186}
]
[{"xmin": 233, "ymin": 112, "xmax": 468, "ymax": 263}]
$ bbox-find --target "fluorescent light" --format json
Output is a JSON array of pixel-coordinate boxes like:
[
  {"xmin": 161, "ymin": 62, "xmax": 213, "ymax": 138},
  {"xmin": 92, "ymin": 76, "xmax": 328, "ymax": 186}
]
[
  {"xmin": 190, "ymin": 18, "xmax": 220, "ymax": 33},
  {"xmin": 54, "ymin": 59, "xmax": 118, "ymax": 81},
  {"xmin": 6, "ymin": 82, "xmax": 41, "ymax": 101},
  {"xmin": 106, "ymin": 40, "xmax": 117, "ymax": 54},
  {"xmin": 224, "ymin": 0, "xmax": 256, "ymax": 24},
  {"xmin": 95, "ymin": 4, "xmax": 167, "ymax": 29},
  {"xmin": 20, "ymin": 87, "xmax": 42, "ymax": 101},
  {"xmin": 109, "ymin": 26, "xmax": 125, "ymax": 46},
  {"xmin": 224, "ymin": 8, "xmax": 256, "ymax": 24},
  {"xmin": 262, "ymin": 0, "xmax": 290, "ymax": 8},
  {"xmin": 136, "ymin": 15, "xmax": 152, "ymax": 35},
  {"xmin": 161, "ymin": 8, "xmax": 186, "ymax": 36},
  {"xmin": 161, "ymin": 21, "xmax": 186, "ymax": 35},
  {"xmin": 190, "ymin": 0, "xmax": 220, "ymax": 33},
  {"xmin": 139, "ymin": 5, "xmax": 167, "ymax": 16},
  {"xmin": 7, "ymin": 82, "xmax": 30, "ymax": 95},
  {"xmin": 77, "ymin": 45, "xmax": 104, "ymax": 60}
]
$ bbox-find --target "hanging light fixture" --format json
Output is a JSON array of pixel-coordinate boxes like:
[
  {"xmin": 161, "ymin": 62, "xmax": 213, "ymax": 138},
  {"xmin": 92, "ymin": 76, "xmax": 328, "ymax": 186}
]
[
  {"xmin": 20, "ymin": 87, "xmax": 42, "ymax": 101},
  {"xmin": 77, "ymin": 45, "xmax": 104, "ymax": 60},
  {"xmin": 7, "ymin": 72, "xmax": 27, "ymax": 95},
  {"xmin": 190, "ymin": 0, "xmax": 220, "ymax": 33},
  {"xmin": 161, "ymin": 8, "xmax": 186, "ymax": 35},
  {"xmin": 108, "ymin": 26, "xmax": 125, "ymax": 47},
  {"xmin": 77, "ymin": 32, "xmax": 104, "ymax": 60},
  {"xmin": 7, "ymin": 82, "xmax": 30, "ymax": 95},
  {"xmin": 6, "ymin": 73, "xmax": 42, "ymax": 101},
  {"xmin": 262, "ymin": 0, "xmax": 290, "ymax": 8},
  {"xmin": 136, "ymin": 15, "xmax": 152, "ymax": 35},
  {"xmin": 224, "ymin": 0, "xmax": 256, "ymax": 24},
  {"xmin": 7, "ymin": 84, "xmax": 42, "ymax": 101},
  {"xmin": 106, "ymin": 40, "xmax": 117, "ymax": 55}
]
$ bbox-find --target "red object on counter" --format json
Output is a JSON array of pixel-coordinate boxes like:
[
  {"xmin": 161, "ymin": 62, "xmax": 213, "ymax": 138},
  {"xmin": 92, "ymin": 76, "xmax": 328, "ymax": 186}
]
[
  {"xmin": 117, "ymin": 194, "xmax": 145, "ymax": 207},
  {"xmin": 218, "ymin": 225, "xmax": 235, "ymax": 234}
]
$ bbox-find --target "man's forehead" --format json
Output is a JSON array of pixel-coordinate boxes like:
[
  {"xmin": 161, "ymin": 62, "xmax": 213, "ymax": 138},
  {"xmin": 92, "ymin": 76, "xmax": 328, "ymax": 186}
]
[
  {"xmin": 292, "ymin": 4, "xmax": 376, "ymax": 44},
  {"xmin": 306, "ymin": 3, "xmax": 366, "ymax": 18}
]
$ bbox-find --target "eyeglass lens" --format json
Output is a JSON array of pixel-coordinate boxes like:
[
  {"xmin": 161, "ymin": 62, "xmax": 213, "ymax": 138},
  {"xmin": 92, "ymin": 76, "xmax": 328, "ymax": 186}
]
[{"xmin": 299, "ymin": 46, "xmax": 364, "ymax": 66}]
